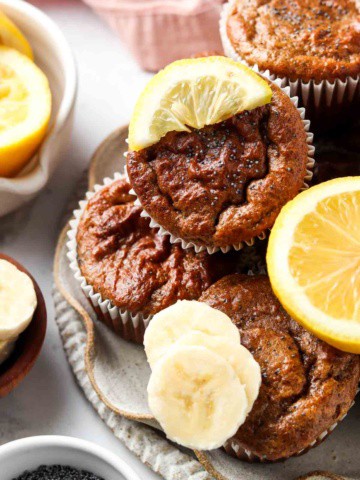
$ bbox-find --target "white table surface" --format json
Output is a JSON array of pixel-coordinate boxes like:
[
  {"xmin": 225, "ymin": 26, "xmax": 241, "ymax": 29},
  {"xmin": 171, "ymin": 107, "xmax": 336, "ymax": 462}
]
[{"xmin": 0, "ymin": 1, "xmax": 161, "ymax": 478}]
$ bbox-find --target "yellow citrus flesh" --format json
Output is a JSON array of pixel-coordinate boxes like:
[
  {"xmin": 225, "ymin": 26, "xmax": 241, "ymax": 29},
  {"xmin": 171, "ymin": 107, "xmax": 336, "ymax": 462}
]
[
  {"xmin": 267, "ymin": 177, "xmax": 360, "ymax": 354},
  {"xmin": 0, "ymin": 10, "xmax": 33, "ymax": 59},
  {"xmin": 0, "ymin": 46, "xmax": 51, "ymax": 177},
  {"xmin": 128, "ymin": 56, "xmax": 272, "ymax": 152}
]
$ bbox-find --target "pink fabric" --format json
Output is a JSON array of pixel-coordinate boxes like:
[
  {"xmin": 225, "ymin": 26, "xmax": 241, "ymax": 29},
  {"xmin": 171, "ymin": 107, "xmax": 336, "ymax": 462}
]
[{"xmin": 83, "ymin": 0, "xmax": 225, "ymax": 71}]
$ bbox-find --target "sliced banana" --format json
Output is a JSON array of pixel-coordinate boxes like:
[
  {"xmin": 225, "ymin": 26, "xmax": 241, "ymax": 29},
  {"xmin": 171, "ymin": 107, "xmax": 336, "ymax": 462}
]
[
  {"xmin": 144, "ymin": 300, "xmax": 240, "ymax": 367},
  {"xmin": 0, "ymin": 338, "xmax": 16, "ymax": 365},
  {"xmin": 0, "ymin": 259, "xmax": 37, "ymax": 340},
  {"xmin": 175, "ymin": 332, "xmax": 261, "ymax": 413},
  {"xmin": 148, "ymin": 345, "xmax": 248, "ymax": 450}
]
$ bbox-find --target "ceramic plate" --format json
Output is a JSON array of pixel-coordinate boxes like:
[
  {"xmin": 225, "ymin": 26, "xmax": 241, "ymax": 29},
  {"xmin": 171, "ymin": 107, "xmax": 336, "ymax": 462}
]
[{"xmin": 54, "ymin": 126, "xmax": 359, "ymax": 480}]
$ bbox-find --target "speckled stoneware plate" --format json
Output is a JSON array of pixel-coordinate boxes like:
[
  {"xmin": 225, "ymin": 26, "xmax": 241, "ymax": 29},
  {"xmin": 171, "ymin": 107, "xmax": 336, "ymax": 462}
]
[{"xmin": 54, "ymin": 126, "xmax": 359, "ymax": 480}]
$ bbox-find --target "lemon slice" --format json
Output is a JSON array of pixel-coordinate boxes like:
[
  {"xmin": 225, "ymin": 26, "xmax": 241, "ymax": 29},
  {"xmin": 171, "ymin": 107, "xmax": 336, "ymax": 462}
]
[
  {"xmin": 0, "ymin": 10, "xmax": 33, "ymax": 59},
  {"xmin": 128, "ymin": 56, "xmax": 272, "ymax": 151},
  {"xmin": 0, "ymin": 46, "xmax": 51, "ymax": 177},
  {"xmin": 267, "ymin": 177, "xmax": 360, "ymax": 354}
]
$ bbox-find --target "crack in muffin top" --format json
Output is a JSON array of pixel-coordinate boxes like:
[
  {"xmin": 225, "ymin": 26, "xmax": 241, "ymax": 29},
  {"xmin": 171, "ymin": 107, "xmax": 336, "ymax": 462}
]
[
  {"xmin": 199, "ymin": 274, "xmax": 360, "ymax": 461},
  {"xmin": 226, "ymin": 0, "xmax": 360, "ymax": 81},
  {"xmin": 127, "ymin": 81, "xmax": 309, "ymax": 249},
  {"xmin": 76, "ymin": 178, "xmax": 233, "ymax": 317}
]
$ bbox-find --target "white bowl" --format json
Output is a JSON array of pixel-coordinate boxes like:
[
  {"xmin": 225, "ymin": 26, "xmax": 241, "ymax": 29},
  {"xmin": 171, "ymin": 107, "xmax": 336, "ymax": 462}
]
[
  {"xmin": 0, "ymin": 435, "xmax": 143, "ymax": 480},
  {"xmin": 0, "ymin": 0, "xmax": 77, "ymax": 217}
]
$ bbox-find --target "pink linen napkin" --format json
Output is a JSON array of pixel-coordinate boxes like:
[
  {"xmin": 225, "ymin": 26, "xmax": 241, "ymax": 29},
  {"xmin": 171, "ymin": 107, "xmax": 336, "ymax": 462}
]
[{"xmin": 82, "ymin": 0, "xmax": 225, "ymax": 71}]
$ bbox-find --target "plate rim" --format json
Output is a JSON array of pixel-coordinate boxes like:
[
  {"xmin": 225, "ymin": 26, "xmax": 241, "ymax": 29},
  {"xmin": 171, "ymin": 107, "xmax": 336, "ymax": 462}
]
[
  {"xmin": 52, "ymin": 125, "xmax": 350, "ymax": 480},
  {"xmin": 53, "ymin": 125, "xmax": 155, "ymax": 422}
]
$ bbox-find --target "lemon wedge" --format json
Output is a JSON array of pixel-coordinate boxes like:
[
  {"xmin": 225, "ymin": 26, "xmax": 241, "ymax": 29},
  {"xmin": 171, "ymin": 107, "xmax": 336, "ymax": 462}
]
[
  {"xmin": 0, "ymin": 10, "xmax": 33, "ymax": 59},
  {"xmin": 128, "ymin": 56, "xmax": 272, "ymax": 151},
  {"xmin": 0, "ymin": 46, "xmax": 51, "ymax": 177},
  {"xmin": 267, "ymin": 177, "xmax": 360, "ymax": 354}
]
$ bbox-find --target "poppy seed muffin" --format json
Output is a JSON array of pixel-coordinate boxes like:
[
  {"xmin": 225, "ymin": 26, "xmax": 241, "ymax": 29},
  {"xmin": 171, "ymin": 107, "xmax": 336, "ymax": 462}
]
[
  {"xmin": 127, "ymin": 80, "xmax": 311, "ymax": 252},
  {"xmin": 223, "ymin": 0, "xmax": 360, "ymax": 82},
  {"xmin": 199, "ymin": 274, "xmax": 360, "ymax": 461},
  {"xmin": 221, "ymin": 0, "xmax": 360, "ymax": 130},
  {"xmin": 75, "ymin": 177, "xmax": 232, "ymax": 343}
]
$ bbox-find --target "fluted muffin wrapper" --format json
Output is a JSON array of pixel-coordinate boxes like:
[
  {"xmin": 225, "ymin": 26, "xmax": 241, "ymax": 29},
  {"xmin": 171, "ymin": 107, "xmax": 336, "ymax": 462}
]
[
  {"xmin": 223, "ymin": 390, "xmax": 358, "ymax": 463},
  {"xmin": 220, "ymin": 0, "xmax": 360, "ymax": 120},
  {"xmin": 124, "ymin": 82, "xmax": 315, "ymax": 255},
  {"xmin": 66, "ymin": 172, "xmax": 151, "ymax": 344},
  {"xmin": 82, "ymin": 0, "xmax": 224, "ymax": 72},
  {"xmin": 222, "ymin": 269, "xmax": 358, "ymax": 461}
]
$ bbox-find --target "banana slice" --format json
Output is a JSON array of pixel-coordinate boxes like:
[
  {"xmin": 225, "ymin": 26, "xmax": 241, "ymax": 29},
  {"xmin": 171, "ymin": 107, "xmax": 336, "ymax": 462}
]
[
  {"xmin": 0, "ymin": 259, "xmax": 37, "ymax": 340},
  {"xmin": 0, "ymin": 338, "xmax": 16, "ymax": 365},
  {"xmin": 144, "ymin": 300, "xmax": 240, "ymax": 367},
  {"xmin": 148, "ymin": 345, "xmax": 248, "ymax": 450},
  {"xmin": 175, "ymin": 332, "xmax": 261, "ymax": 413}
]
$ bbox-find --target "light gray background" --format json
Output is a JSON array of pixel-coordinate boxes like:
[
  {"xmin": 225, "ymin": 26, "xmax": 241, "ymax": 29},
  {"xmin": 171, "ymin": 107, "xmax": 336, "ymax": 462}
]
[{"xmin": 0, "ymin": 1, "xmax": 160, "ymax": 478}]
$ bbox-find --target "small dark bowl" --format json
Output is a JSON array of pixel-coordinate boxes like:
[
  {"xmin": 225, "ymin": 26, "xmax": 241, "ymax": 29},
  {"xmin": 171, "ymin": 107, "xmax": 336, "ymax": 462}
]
[{"xmin": 0, "ymin": 254, "xmax": 47, "ymax": 397}]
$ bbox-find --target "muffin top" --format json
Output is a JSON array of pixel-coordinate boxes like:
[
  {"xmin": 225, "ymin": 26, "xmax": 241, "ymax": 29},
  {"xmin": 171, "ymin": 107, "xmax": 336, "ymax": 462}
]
[
  {"xmin": 200, "ymin": 274, "xmax": 360, "ymax": 461},
  {"xmin": 76, "ymin": 178, "xmax": 227, "ymax": 316},
  {"xmin": 127, "ymin": 81, "xmax": 308, "ymax": 250},
  {"xmin": 226, "ymin": 0, "xmax": 360, "ymax": 82}
]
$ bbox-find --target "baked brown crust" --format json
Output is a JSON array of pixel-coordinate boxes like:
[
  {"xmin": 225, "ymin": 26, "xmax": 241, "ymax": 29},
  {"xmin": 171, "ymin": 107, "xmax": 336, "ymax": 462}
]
[
  {"xmin": 127, "ymin": 81, "xmax": 308, "ymax": 250},
  {"xmin": 76, "ymin": 178, "xmax": 227, "ymax": 317},
  {"xmin": 200, "ymin": 274, "xmax": 360, "ymax": 461},
  {"xmin": 226, "ymin": 0, "xmax": 360, "ymax": 82}
]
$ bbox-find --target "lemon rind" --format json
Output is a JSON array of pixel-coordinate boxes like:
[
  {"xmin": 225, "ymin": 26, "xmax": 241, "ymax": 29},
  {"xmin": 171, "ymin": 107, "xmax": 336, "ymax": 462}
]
[
  {"xmin": 267, "ymin": 177, "xmax": 360, "ymax": 353},
  {"xmin": 128, "ymin": 56, "xmax": 272, "ymax": 152},
  {"xmin": 0, "ymin": 10, "xmax": 33, "ymax": 59},
  {"xmin": 0, "ymin": 46, "xmax": 51, "ymax": 149}
]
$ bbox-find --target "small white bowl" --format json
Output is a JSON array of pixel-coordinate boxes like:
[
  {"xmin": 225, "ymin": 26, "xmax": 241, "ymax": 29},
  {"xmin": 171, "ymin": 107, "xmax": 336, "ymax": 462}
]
[
  {"xmin": 0, "ymin": 435, "xmax": 143, "ymax": 480},
  {"xmin": 0, "ymin": 0, "xmax": 77, "ymax": 217}
]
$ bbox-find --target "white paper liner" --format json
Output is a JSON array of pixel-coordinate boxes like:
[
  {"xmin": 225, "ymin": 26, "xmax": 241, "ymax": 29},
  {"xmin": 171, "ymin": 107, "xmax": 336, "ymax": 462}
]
[
  {"xmin": 66, "ymin": 172, "xmax": 152, "ymax": 343},
  {"xmin": 124, "ymin": 82, "xmax": 315, "ymax": 255},
  {"xmin": 220, "ymin": 0, "xmax": 360, "ymax": 114},
  {"xmin": 224, "ymin": 390, "xmax": 359, "ymax": 463},
  {"xmin": 220, "ymin": 273, "xmax": 359, "ymax": 463}
]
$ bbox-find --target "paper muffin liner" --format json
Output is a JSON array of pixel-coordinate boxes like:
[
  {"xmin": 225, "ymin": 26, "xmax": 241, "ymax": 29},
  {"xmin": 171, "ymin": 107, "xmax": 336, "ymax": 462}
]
[
  {"xmin": 223, "ymin": 389, "xmax": 359, "ymax": 463},
  {"xmin": 220, "ymin": 271, "xmax": 358, "ymax": 463},
  {"xmin": 83, "ymin": 0, "xmax": 224, "ymax": 72},
  {"xmin": 66, "ymin": 172, "xmax": 151, "ymax": 344},
  {"xmin": 124, "ymin": 83, "xmax": 315, "ymax": 255},
  {"xmin": 220, "ymin": 0, "xmax": 360, "ymax": 123}
]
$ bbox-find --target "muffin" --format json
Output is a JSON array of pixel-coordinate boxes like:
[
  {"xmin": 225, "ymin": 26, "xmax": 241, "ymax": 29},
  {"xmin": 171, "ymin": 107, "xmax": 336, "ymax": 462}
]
[
  {"xmin": 82, "ymin": 0, "xmax": 224, "ymax": 72},
  {"xmin": 127, "ymin": 80, "xmax": 313, "ymax": 254},
  {"xmin": 68, "ymin": 175, "xmax": 233, "ymax": 343},
  {"xmin": 221, "ymin": 0, "xmax": 360, "ymax": 129},
  {"xmin": 199, "ymin": 274, "xmax": 360, "ymax": 462}
]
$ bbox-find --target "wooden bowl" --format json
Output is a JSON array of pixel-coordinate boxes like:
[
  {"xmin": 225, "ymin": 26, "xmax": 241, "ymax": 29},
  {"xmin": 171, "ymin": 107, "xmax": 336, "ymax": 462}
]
[{"xmin": 0, "ymin": 254, "xmax": 47, "ymax": 397}]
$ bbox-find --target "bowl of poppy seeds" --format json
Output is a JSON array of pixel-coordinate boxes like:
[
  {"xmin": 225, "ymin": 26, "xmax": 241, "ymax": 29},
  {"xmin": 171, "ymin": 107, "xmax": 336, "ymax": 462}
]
[
  {"xmin": 12, "ymin": 465, "xmax": 104, "ymax": 480},
  {"xmin": 0, "ymin": 436, "xmax": 142, "ymax": 480}
]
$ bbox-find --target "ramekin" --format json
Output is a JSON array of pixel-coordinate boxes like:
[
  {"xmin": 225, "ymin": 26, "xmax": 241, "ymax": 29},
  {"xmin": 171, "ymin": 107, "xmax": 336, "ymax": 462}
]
[
  {"xmin": 0, "ymin": 0, "xmax": 77, "ymax": 216},
  {"xmin": 0, "ymin": 436, "xmax": 142, "ymax": 480}
]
